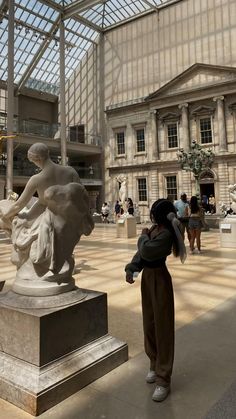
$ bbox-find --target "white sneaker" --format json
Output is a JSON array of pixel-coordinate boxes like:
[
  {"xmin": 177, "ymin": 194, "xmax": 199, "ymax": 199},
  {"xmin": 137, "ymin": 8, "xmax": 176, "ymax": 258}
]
[
  {"xmin": 189, "ymin": 250, "xmax": 194, "ymax": 255},
  {"xmin": 152, "ymin": 385, "xmax": 170, "ymax": 402},
  {"xmin": 197, "ymin": 250, "xmax": 201, "ymax": 254},
  {"xmin": 146, "ymin": 370, "xmax": 157, "ymax": 383}
]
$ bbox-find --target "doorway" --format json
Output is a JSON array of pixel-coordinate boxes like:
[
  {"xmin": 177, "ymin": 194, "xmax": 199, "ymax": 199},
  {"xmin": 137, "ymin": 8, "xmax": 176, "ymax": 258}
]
[{"xmin": 199, "ymin": 183, "xmax": 215, "ymax": 211}]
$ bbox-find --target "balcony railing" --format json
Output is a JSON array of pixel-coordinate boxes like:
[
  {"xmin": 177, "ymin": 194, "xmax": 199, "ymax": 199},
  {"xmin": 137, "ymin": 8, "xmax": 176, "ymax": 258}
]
[
  {"xmin": 1, "ymin": 119, "xmax": 102, "ymax": 147},
  {"xmin": 17, "ymin": 120, "xmax": 102, "ymax": 146},
  {"xmin": 0, "ymin": 162, "xmax": 101, "ymax": 180},
  {"xmin": 19, "ymin": 120, "xmax": 58, "ymax": 138}
]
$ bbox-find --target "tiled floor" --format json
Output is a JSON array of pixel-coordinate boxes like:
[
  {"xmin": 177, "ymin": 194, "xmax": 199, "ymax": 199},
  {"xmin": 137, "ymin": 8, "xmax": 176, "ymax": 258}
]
[{"xmin": 0, "ymin": 224, "xmax": 236, "ymax": 418}]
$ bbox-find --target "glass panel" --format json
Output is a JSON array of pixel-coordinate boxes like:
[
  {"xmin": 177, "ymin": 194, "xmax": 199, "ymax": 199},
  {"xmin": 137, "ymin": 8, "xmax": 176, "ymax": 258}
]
[
  {"xmin": 166, "ymin": 176, "xmax": 177, "ymax": 200},
  {"xmin": 116, "ymin": 131, "xmax": 125, "ymax": 155},
  {"xmin": 200, "ymin": 117, "xmax": 212, "ymax": 144},
  {"xmin": 167, "ymin": 123, "xmax": 178, "ymax": 148},
  {"xmin": 138, "ymin": 178, "xmax": 147, "ymax": 201},
  {"xmin": 136, "ymin": 128, "xmax": 145, "ymax": 152},
  {"xmin": 0, "ymin": 0, "xmax": 184, "ymax": 92}
]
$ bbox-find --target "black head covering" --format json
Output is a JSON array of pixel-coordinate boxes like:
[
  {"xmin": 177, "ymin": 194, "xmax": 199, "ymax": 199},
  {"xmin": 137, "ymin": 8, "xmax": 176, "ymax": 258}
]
[
  {"xmin": 150, "ymin": 199, "xmax": 177, "ymax": 225},
  {"xmin": 150, "ymin": 199, "xmax": 186, "ymax": 263}
]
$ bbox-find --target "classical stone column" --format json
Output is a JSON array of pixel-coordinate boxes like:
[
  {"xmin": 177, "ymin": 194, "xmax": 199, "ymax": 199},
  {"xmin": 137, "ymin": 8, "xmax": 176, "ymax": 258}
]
[
  {"xmin": 178, "ymin": 103, "xmax": 189, "ymax": 151},
  {"xmin": 149, "ymin": 110, "xmax": 159, "ymax": 158},
  {"xmin": 213, "ymin": 96, "xmax": 227, "ymax": 152}
]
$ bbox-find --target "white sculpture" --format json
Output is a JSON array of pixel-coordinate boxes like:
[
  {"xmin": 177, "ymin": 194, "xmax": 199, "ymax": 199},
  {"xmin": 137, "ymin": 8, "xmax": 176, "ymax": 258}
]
[
  {"xmin": 228, "ymin": 184, "xmax": 236, "ymax": 214},
  {"xmin": 116, "ymin": 175, "xmax": 127, "ymax": 209},
  {"xmin": 0, "ymin": 143, "xmax": 94, "ymax": 296}
]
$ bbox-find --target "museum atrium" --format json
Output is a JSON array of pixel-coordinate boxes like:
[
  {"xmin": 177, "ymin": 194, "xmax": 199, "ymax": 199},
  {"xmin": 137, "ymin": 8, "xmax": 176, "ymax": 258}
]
[{"xmin": 1, "ymin": 0, "xmax": 236, "ymax": 418}]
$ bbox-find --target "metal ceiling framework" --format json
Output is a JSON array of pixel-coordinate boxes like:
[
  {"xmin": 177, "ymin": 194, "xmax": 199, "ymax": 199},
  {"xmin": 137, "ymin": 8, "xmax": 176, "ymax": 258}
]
[{"xmin": 0, "ymin": 0, "xmax": 182, "ymax": 95}]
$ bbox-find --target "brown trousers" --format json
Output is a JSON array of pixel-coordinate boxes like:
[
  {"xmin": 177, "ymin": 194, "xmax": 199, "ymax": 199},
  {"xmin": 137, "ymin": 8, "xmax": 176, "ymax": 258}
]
[{"xmin": 141, "ymin": 265, "xmax": 175, "ymax": 387}]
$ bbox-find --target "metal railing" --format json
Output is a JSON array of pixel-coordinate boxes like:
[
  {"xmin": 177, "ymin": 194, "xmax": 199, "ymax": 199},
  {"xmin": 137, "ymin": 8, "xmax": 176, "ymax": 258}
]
[
  {"xmin": 18, "ymin": 120, "xmax": 102, "ymax": 146},
  {"xmin": 0, "ymin": 162, "xmax": 101, "ymax": 179},
  {"xmin": 1, "ymin": 119, "xmax": 102, "ymax": 146}
]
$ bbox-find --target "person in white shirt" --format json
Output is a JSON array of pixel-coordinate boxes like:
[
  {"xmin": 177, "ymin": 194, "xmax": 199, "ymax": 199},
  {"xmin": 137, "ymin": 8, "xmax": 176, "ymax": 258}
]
[{"xmin": 101, "ymin": 202, "xmax": 110, "ymax": 223}]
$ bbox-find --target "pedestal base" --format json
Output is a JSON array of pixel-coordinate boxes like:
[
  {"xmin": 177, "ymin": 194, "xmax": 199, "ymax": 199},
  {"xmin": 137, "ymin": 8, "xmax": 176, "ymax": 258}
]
[
  {"xmin": 116, "ymin": 216, "xmax": 136, "ymax": 238},
  {"xmin": 0, "ymin": 288, "xmax": 128, "ymax": 416},
  {"xmin": 0, "ymin": 335, "xmax": 127, "ymax": 416},
  {"xmin": 220, "ymin": 216, "xmax": 236, "ymax": 248}
]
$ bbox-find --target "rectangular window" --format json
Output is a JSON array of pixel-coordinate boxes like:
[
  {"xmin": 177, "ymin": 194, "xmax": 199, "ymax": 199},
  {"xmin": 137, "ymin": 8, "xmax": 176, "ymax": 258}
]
[
  {"xmin": 116, "ymin": 131, "xmax": 125, "ymax": 155},
  {"xmin": 0, "ymin": 89, "xmax": 7, "ymax": 113},
  {"xmin": 136, "ymin": 128, "xmax": 145, "ymax": 152},
  {"xmin": 167, "ymin": 122, "xmax": 178, "ymax": 148},
  {"xmin": 200, "ymin": 117, "xmax": 212, "ymax": 144},
  {"xmin": 69, "ymin": 125, "xmax": 85, "ymax": 143},
  {"xmin": 138, "ymin": 178, "xmax": 147, "ymax": 201},
  {"xmin": 166, "ymin": 176, "xmax": 177, "ymax": 200}
]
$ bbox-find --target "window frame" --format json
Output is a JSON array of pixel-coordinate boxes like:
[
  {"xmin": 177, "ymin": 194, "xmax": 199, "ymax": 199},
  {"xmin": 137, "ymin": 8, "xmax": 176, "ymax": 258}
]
[
  {"xmin": 135, "ymin": 126, "xmax": 146, "ymax": 153},
  {"xmin": 165, "ymin": 175, "xmax": 177, "ymax": 201},
  {"xmin": 137, "ymin": 177, "xmax": 148, "ymax": 202},
  {"xmin": 114, "ymin": 128, "xmax": 126, "ymax": 157},
  {"xmin": 199, "ymin": 116, "xmax": 213, "ymax": 144},
  {"xmin": 166, "ymin": 121, "xmax": 179, "ymax": 149}
]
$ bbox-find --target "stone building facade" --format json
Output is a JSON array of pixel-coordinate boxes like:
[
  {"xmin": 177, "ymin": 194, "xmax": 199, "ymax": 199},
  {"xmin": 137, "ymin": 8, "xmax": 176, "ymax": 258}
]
[{"xmin": 105, "ymin": 63, "xmax": 236, "ymax": 221}]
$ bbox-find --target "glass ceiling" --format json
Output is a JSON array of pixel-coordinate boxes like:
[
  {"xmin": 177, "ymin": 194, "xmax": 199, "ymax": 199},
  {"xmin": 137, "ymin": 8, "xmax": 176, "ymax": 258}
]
[{"xmin": 0, "ymin": 0, "xmax": 181, "ymax": 95}]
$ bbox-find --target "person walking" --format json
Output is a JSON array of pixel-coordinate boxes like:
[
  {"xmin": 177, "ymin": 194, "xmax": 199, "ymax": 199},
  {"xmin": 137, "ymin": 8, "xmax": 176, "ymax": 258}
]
[
  {"xmin": 127, "ymin": 197, "xmax": 134, "ymax": 215},
  {"xmin": 114, "ymin": 200, "xmax": 121, "ymax": 218},
  {"xmin": 174, "ymin": 193, "xmax": 191, "ymax": 242},
  {"xmin": 209, "ymin": 194, "xmax": 216, "ymax": 214},
  {"xmin": 101, "ymin": 202, "xmax": 110, "ymax": 223},
  {"xmin": 189, "ymin": 195, "xmax": 203, "ymax": 254},
  {"xmin": 125, "ymin": 199, "xmax": 186, "ymax": 402}
]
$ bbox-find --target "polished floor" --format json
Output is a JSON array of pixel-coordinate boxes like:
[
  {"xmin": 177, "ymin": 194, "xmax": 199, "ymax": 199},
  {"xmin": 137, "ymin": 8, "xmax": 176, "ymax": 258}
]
[{"xmin": 0, "ymin": 224, "xmax": 236, "ymax": 418}]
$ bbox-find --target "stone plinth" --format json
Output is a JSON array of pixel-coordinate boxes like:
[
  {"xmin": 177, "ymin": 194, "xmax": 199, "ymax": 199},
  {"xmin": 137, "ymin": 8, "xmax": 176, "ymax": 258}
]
[
  {"xmin": 205, "ymin": 214, "xmax": 224, "ymax": 229},
  {"xmin": 0, "ymin": 288, "xmax": 128, "ymax": 416},
  {"xmin": 116, "ymin": 216, "xmax": 136, "ymax": 238},
  {"xmin": 220, "ymin": 216, "xmax": 236, "ymax": 248}
]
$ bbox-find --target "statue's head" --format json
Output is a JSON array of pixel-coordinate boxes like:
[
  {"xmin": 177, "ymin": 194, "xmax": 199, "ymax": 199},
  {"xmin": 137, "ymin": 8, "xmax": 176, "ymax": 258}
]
[{"xmin": 27, "ymin": 143, "xmax": 49, "ymax": 168}]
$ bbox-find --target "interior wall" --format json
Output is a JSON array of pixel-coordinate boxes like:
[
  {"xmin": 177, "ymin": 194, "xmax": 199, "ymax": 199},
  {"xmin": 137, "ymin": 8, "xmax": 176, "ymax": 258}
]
[
  {"xmin": 104, "ymin": 0, "xmax": 236, "ymax": 106},
  {"xmin": 66, "ymin": 0, "xmax": 236, "ymax": 138},
  {"xmin": 65, "ymin": 43, "xmax": 99, "ymax": 137}
]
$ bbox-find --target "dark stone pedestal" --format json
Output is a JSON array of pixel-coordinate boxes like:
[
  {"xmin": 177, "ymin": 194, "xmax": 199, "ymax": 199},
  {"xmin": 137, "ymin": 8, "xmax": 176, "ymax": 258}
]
[{"xmin": 0, "ymin": 288, "xmax": 128, "ymax": 416}]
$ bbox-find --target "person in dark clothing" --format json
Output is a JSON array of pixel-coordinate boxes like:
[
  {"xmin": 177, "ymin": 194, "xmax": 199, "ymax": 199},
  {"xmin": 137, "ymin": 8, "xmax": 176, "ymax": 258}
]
[
  {"xmin": 127, "ymin": 197, "xmax": 134, "ymax": 215},
  {"xmin": 114, "ymin": 200, "xmax": 121, "ymax": 217},
  {"xmin": 125, "ymin": 199, "xmax": 186, "ymax": 402}
]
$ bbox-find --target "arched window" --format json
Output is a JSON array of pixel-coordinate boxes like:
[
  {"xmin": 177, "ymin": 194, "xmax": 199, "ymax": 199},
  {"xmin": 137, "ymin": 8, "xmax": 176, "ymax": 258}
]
[{"xmin": 199, "ymin": 169, "xmax": 214, "ymax": 180}]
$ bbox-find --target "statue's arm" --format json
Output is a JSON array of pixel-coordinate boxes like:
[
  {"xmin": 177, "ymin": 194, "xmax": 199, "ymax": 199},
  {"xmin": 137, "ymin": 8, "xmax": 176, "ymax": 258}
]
[{"xmin": 2, "ymin": 176, "xmax": 37, "ymax": 219}]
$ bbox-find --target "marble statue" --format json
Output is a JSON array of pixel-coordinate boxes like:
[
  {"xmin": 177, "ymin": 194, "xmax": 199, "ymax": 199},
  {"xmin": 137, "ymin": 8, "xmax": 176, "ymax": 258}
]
[
  {"xmin": 0, "ymin": 143, "xmax": 94, "ymax": 296},
  {"xmin": 228, "ymin": 184, "xmax": 236, "ymax": 214},
  {"xmin": 116, "ymin": 175, "xmax": 127, "ymax": 209}
]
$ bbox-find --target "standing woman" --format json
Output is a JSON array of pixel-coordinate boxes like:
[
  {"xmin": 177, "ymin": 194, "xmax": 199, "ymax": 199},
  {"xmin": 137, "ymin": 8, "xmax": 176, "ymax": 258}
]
[
  {"xmin": 189, "ymin": 195, "xmax": 203, "ymax": 254},
  {"xmin": 125, "ymin": 199, "xmax": 186, "ymax": 402}
]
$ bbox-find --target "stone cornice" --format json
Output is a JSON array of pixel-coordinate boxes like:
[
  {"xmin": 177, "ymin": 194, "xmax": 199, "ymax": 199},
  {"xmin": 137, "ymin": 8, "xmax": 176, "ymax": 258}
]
[
  {"xmin": 107, "ymin": 152, "xmax": 236, "ymax": 174},
  {"xmin": 107, "ymin": 159, "xmax": 180, "ymax": 173}
]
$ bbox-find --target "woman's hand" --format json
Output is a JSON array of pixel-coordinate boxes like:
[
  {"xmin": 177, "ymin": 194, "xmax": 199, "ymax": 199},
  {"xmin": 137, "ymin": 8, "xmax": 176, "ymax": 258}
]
[
  {"xmin": 141, "ymin": 228, "xmax": 149, "ymax": 235},
  {"xmin": 126, "ymin": 271, "xmax": 135, "ymax": 284}
]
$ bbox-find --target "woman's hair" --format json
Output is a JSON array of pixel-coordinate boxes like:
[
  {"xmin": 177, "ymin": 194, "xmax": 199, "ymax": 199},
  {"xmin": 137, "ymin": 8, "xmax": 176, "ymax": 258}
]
[
  {"xmin": 150, "ymin": 198, "xmax": 179, "ymax": 257},
  {"xmin": 190, "ymin": 195, "xmax": 200, "ymax": 214}
]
